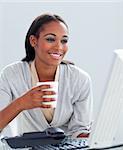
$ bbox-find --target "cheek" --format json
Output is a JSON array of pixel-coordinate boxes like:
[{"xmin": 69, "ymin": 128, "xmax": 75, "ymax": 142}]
[
  {"xmin": 64, "ymin": 45, "xmax": 68, "ymax": 53},
  {"xmin": 36, "ymin": 42, "xmax": 49, "ymax": 52}
]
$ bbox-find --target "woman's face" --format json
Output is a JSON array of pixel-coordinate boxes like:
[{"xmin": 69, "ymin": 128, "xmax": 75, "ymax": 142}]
[{"xmin": 30, "ymin": 21, "xmax": 69, "ymax": 66}]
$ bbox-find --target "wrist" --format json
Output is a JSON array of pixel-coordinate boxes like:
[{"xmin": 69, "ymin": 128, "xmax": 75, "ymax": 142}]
[{"xmin": 14, "ymin": 97, "xmax": 24, "ymax": 112}]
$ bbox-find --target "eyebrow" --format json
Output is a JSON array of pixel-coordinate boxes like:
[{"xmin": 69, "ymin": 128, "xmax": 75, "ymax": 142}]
[{"xmin": 44, "ymin": 33, "xmax": 68, "ymax": 38}]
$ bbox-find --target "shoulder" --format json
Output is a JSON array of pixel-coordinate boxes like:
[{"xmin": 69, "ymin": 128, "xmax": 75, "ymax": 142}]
[
  {"xmin": 0, "ymin": 61, "xmax": 29, "ymax": 77},
  {"xmin": 60, "ymin": 60, "xmax": 91, "ymax": 81}
]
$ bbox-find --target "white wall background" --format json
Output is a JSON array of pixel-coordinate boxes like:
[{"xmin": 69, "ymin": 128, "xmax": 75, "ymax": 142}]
[{"xmin": 0, "ymin": 1, "xmax": 123, "ymax": 138}]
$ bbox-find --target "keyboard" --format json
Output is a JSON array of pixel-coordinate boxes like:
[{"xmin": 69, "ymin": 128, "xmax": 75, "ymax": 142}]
[
  {"xmin": 2, "ymin": 127, "xmax": 89, "ymax": 150},
  {"xmin": 2, "ymin": 127, "xmax": 65, "ymax": 149},
  {"xmin": 31, "ymin": 137, "xmax": 89, "ymax": 150}
]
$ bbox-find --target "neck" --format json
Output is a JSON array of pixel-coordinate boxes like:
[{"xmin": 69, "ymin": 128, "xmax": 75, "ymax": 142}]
[{"xmin": 35, "ymin": 60, "xmax": 57, "ymax": 82}]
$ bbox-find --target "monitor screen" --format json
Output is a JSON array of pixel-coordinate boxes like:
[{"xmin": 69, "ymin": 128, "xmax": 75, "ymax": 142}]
[{"xmin": 89, "ymin": 49, "xmax": 123, "ymax": 148}]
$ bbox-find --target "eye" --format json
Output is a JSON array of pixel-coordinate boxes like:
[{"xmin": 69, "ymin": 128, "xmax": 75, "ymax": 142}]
[
  {"xmin": 61, "ymin": 39, "xmax": 68, "ymax": 44},
  {"xmin": 46, "ymin": 37, "xmax": 55, "ymax": 43}
]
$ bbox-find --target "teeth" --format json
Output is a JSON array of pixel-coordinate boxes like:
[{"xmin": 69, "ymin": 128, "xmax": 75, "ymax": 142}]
[
  {"xmin": 50, "ymin": 53, "xmax": 62, "ymax": 59},
  {"xmin": 51, "ymin": 52, "xmax": 62, "ymax": 55},
  {"xmin": 51, "ymin": 54, "xmax": 60, "ymax": 56}
]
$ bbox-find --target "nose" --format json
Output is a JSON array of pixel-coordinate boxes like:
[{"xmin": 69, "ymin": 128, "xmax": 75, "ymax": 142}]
[{"xmin": 54, "ymin": 41, "xmax": 63, "ymax": 50}]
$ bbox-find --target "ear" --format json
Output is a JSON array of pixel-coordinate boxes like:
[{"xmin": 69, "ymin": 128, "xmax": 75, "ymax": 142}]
[{"xmin": 29, "ymin": 35, "xmax": 37, "ymax": 48}]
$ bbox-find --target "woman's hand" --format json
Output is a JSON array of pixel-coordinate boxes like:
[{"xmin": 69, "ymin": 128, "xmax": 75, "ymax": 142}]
[
  {"xmin": 17, "ymin": 85, "xmax": 56, "ymax": 111},
  {"xmin": 77, "ymin": 133, "xmax": 89, "ymax": 138},
  {"xmin": 0, "ymin": 85, "xmax": 56, "ymax": 130}
]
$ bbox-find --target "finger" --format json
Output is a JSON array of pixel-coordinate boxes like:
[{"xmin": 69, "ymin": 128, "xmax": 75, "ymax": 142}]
[
  {"xmin": 42, "ymin": 91, "xmax": 56, "ymax": 96},
  {"xmin": 41, "ymin": 105, "xmax": 51, "ymax": 108},
  {"xmin": 37, "ymin": 85, "xmax": 52, "ymax": 91},
  {"xmin": 43, "ymin": 98, "xmax": 56, "ymax": 102},
  {"xmin": 30, "ymin": 99, "xmax": 50, "ymax": 108},
  {"xmin": 39, "ymin": 102, "xmax": 51, "ymax": 108},
  {"xmin": 31, "ymin": 91, "xmax": 56, "ymax": 100},
  {"xmin": 33, "ymin": 97, "xmax": 56, "ymax": 104},
  {"xmin": 32, "ymin": 84, "xmax": 51, "ymax": 91}
]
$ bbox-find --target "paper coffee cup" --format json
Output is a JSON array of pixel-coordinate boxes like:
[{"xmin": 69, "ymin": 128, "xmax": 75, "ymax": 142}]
[{"xmin": 36, "ymin": 81, "xmax": 58, "ymax": 108}]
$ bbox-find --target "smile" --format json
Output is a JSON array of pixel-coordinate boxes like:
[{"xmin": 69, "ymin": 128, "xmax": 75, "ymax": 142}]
[{"xmin": 49, "ymin": 52, "xmax": 63, "ymax": 60}]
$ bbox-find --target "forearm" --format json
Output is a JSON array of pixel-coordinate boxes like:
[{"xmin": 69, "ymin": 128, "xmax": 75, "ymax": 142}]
[{"xmin": 0, "ymin": 98, "xmax": 22, "ymax": 131}]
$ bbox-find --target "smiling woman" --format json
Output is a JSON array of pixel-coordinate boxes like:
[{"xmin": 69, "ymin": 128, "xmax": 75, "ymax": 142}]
[
  {"xmin": 29, "ymin": 21, "xmax": 68, "ymax": 68},
  {"xmin": 0, "ymin": 13, "xmax": 93, "ymax": 139}
]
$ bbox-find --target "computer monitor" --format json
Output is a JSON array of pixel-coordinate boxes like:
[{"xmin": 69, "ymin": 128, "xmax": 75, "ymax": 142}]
[{"xmin": 89, "ymin": 49, "xmax": 123, "ymax": 148}]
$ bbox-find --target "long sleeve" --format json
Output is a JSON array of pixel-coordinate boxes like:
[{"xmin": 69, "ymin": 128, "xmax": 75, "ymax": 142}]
[
  {"xmin": 67, "ymin": 71, "xmax": 93, "ymax": 138},
  {"xmin": 0, "ymin": 69, "xmax": 12, "ymax": 110}
]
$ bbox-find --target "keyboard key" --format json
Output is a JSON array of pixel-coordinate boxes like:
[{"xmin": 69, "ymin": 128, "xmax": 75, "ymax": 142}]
[{"xmin": 31, "ymin": 137, "xmax": 88, "ymax": 150}]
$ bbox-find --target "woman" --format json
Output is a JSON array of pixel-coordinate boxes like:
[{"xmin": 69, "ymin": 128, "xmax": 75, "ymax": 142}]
[{"xmin": 0, "ymin": 13, "xmax": 93, "ymax": 138}]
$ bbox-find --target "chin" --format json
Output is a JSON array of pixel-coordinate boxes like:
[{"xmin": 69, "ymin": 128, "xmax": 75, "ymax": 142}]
[{"xmin": 49, "ymin": 60, "xmax": 62, "ymax": 66}]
